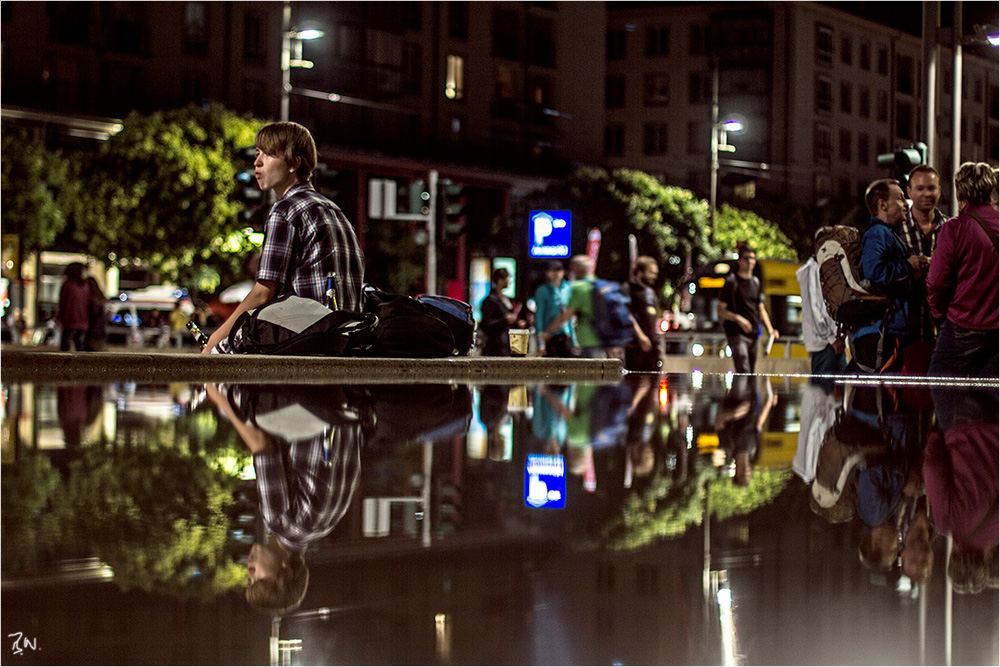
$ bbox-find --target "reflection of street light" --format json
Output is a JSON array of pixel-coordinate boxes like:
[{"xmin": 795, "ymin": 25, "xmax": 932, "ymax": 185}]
[{"xmin": 280, "ymin": 1, "xmax": 324, "ymax": 122}]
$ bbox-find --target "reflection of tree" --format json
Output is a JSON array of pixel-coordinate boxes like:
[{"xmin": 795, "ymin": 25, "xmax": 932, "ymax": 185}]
[
  {"xmin": 1, "ymin": 453, "xmax": 64, "ymax": 576},
  {"xmin": 601, "ymin": 464, "xmax": 792, "ymax": 550}
]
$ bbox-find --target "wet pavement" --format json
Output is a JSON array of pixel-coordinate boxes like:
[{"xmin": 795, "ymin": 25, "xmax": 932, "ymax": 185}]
[{"xmin": 1, "ymin": 358, "xmax": 998, "ymax": 665}]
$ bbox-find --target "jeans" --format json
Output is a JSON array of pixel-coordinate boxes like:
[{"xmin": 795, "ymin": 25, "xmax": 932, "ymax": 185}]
[
  {"xmin": 726, "ymin": 334, "xmax": 757, "ymax": 373},
  {"xmin": 928, "ymin": 319, "xmax": 999, "ymax": 378}
]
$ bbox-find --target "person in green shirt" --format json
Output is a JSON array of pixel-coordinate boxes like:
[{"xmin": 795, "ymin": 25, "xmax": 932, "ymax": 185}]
[{"xmin": 541, "ymin": 255, "xmax": 605, "ymax": 358}]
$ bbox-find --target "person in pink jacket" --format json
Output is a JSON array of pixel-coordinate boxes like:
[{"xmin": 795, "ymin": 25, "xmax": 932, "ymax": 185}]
[{"xmin": 926, "ymin": 163, "xmax": 999, "ymax": 377}]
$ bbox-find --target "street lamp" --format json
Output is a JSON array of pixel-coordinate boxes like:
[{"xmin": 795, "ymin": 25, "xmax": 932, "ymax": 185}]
[
  {"xmin": 709, "ymin": 117, "xmax": 745, "ymax": 245},
  {"xmin": 280, "ymin": 1, "xmax": 324, "ymax": 122}
]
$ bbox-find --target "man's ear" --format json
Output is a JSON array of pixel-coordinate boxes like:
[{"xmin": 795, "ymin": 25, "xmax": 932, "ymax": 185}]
[{"xmin": 289, "ymin": 156, "xmax": 302, "ymax": 174}]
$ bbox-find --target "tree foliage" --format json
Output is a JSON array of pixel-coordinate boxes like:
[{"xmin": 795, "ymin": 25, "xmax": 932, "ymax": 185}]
[
  {"xmin": 72, "ymin": 104, "xmax": 266, "ymax": 292},
  {"xmin": 714, "ymin": 204, "xmax": 797, "ymax": 261},
  {"xmin": 1, "ymin": 127, "xmax": 79, "ymax": 254}
]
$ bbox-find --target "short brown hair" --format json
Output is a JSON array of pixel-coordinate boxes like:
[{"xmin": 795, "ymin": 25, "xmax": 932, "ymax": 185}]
[
  {"xmin": 255, "ymin": 122, "xmax": 317, "ymax": 183},
  {"xmin": 864, "ymin": 178, "xmax": 900, "ymax": 216},
  {"xmin": 954, "ymin": 162, "xmax": 997, "ymax": 207},
  {"xmin": 908, "ymin": 164, "xmax": 939, "ymax": 182},
  {"xmin": 246, "ymin": 553, "xmax": 309, "ymax": 614}
]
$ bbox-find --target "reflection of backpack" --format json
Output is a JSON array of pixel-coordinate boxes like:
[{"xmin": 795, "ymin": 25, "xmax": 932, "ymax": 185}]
[
  {"xmin": 362, "ymin": 286, "xmax": 474, "ymax": 357},
  {"xmin": 229, "ymin": 294, "xmax": 377, "ymax": 355},
  {"xmin": 591, "ymin": 279, "xmax": 635, "ymax": 347},
  {"xmin": 814, "ymin": 225, "xmax": 890, "ymax": 329}
]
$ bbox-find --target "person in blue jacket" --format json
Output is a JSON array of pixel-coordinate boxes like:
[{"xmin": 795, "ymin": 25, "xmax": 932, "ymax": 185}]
[{"xmin": 850, "ymin": 179, "xmax": 929, "ymax": 373}]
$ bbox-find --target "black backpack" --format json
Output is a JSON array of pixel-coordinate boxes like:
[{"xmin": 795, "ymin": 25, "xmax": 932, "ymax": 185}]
[
  {"xmin": 362, "ymin": 286, "xmax": 475, "ymax": 358},
  {"xmin": 591, "ymin": 279, "xmax": 635, "ymax": 347},
  {"xmin": 228, "ymin": 294, "xmax": 377, "ymax": 355}
]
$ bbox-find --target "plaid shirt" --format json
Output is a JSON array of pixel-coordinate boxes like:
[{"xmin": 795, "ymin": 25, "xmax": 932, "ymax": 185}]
[
  {"xmin": 257, "ymin": 182, "xmax": 365, "ymax": 312},
  {"xmin": 899, "ymin": 207, "xmax": 945, "ymax": 341},
  {"xmin": 253, "ymin": 427, "xmax": 362, "ymax": 552}
]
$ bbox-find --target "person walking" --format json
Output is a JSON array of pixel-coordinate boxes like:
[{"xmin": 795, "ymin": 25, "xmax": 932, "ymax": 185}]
[
  {"xmin": 926, "ymin": 163, "xmax": 999, "ymax": 377},
  {"xmin": 533, "ymin": 261, "xmax": 576, "ymax": 357},
  {"xmin": 85, "ymin": 277, "xmax": 107, "ymax": 351},
  {"xmin": 56, "ymin": 262, "xmax": 90, "ymax": 352},
  {"xmin": 625, "ymin": 255, "xmax": 662, "ymax": 371},
  {"xmin": 717, "ymin": 247, "xmax": 776, "ymax": 373}
]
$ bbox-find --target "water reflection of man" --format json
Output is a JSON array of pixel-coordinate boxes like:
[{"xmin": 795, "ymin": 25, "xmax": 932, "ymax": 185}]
[
  {"xmin": 713, "ymin": 376, "xmax": 776, "ymax": 486},
  {"xmin": 206, "ymin": 384, "xmax": 362, "ymax": 614}
]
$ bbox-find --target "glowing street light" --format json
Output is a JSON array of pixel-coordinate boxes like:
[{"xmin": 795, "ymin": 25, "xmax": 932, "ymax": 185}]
[{"xmin": 280, "ymin": 1, "xmax": 325, "ymax": 122}]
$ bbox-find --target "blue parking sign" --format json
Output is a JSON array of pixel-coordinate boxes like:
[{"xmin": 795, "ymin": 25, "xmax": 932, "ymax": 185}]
[{"xmin": 529, "ymin": 210, "xmax": 571, "ymax": 258}]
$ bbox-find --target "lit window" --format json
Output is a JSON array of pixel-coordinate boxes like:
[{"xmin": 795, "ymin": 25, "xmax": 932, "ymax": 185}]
[{"xmin": 445, "ymin": 55, "xmax": 464, "ymax": 100}]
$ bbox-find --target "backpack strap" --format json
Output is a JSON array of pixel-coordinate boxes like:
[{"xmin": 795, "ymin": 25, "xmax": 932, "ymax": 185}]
[{"xmin": 967, "ymin": 210, "xmax": 999, "ymax": 252}]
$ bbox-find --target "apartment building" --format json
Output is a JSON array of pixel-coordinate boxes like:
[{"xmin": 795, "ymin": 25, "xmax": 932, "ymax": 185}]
[{"xmin": 605, "ymin": 2, "xmax": 999, "ymax": 212}]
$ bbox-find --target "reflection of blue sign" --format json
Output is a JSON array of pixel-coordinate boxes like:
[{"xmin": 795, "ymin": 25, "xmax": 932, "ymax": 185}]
[
  {"xmin": 529, "ymin": 210, "xmax": 571, "ymax": 258},
  {"xmin": 524, "ymin": 454, "xmax": 566, "ymax": 509}
]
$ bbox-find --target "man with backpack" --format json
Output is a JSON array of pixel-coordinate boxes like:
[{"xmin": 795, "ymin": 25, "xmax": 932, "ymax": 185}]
[
  {"xmin": 541, "ymin": 254, "xmax": 650, "ymax": 359},
  {"xmin": 849, "ymin": 179, "xmax": 928, "ymax": 373},
  {"xmin": 717, "ymin": 246, "xmax": 777, "ymax": 373}
]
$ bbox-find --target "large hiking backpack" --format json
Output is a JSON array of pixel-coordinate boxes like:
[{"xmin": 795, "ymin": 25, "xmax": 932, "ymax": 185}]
[
  {"xmin": 591, "ymin": 279, "xmax": 635, "ymax": 347},
  {"xmin": 228, "ymin": 294, "xmax": 377, "ymax": 355},
  {"xmin": 814, "ymin": 225, "xmax": 890, "ymax": 329},
  {"xmin": 362, "ymin": 286, "xmax": 475, "ymax": 357}
]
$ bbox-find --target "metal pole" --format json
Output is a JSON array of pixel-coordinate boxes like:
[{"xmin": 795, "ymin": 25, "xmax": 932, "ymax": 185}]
[
  {"xmin": 422, "ymin": 440, "xmax": 433, "ymax": 547},
  {"xmin": 710, "ymin": 58, "xmax": 720, "ymax": 246},
  {"xmin": 426, "ymin": 169, "xmax": 438, "ymax": 295},
  {"xmin": 922, "ymin": 1, "xmax": 939, "ymax": 169},
  {"xmin": 951, "ymin": 1, "xmax": 962, "ymax": 216},
  {"xmin": 280, "ymin": 0, "xmax": 291, "ymax": 122}
]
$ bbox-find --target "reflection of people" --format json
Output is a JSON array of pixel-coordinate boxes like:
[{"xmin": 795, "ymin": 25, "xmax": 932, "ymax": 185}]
[
  {"xmin": 533, "ymin": 385, "xmax": 573, "ymax": 454},
  {"xmin": 480, "ymin": 268, "xmax": 521, "ymax": 356},
  {"xmin": 206, "ymin": 384, "xmax": 363, "ymax": 613},
  {"xmin": 926, "ymin": 163, "xmax": 999, "ymax": 378},
  {"xmin": 717, "ymin": 247, "xmax": 776, "ymax": 373},
  {"xmin": 57, "ymin": 262, "xmax": 90, "ymax": 351},
  {"xmin": 205, "ymin": 122, "xmax": 365, "ymax": 353},
  {"xmin": 714, "ymin": 376, "xmax": 776, "ymax": 485}
]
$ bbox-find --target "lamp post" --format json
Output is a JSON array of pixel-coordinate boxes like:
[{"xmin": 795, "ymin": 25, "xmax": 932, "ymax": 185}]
[
  {"xmin": 280, "ymin": 0, "xmax": 323, "ymax": 122},
  {"xmin": 709, "ymin": 117, "xmax": 745, "ymax": 246}
]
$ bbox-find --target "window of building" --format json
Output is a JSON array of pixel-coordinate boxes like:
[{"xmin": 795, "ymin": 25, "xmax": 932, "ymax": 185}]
[
  {"xmin": 47, "ymin": 2, "xmax": 92, "ymax": 45},
  {"xmin": 877, "ymin": 46, "xmax": 888, "ymax": 75},
  {"xmin": 528, "ymin": 16, "xmax": 555, "ymax": 67},
  {"xmin": 448, "ymin": 1, "xmax": 468, "ymax": 39},
  {"xmin": 896, "ymin": 100, "xmax": 913, "ymax": 139},
  {"xmin": 689, "ymin": 71, "xmax": 710, "ymax": 104},
  {"xmin": 607, "ymin": 28, "xmax": 626, "ymax": 60},
  {"xmin": 897, "ymin": 55, "xmax": 914, "ymax": 95},
  {"xmin": 859, "ymin": 86, "xmax": 870, "ymax": 119},
  {"xmin": 644, "ymin": 73, "xmax": 669, "ymax": 106},
  {"xmin": 646, "ymin": 26, "xmax": 669, "ymax": 57},
  {"xmin": 815, "ymin": 23, "xmax": 834, "ymax": 66},
  {"xmin": 184, "ymin": 2, "xmax": 208, "ymax": 57},
  {"xmin": 605, "ymin": 75, "xmax": 625, "ymax": 108},
  {"xmin": 877, "ymin": 91, "xmax": 888, "ymax": 122},
  {"xmin": 860, "ymin": 40, "xmax": 871, "ymax": 70},
  {"xmin": 840, "ymin": 35, "xmax": 852, "ymax": 65},
  {"xmin": 840, "ymin": 82, "xmax": 852, "ymax": 114},
  {"xmin": 492, "ymin": 7, "xmax": 520, "ymax": 60},
  {"xmin": 643, "ymin": 123, "xmax": 668, "ymax": 155},
  {"xmin": 445, "ymin": 55, "xmax": 464, "ymax": 100},
  {"xmin": 815, "ymin": 173, "xmax": 832, "ymax": 201},
  {"xmin": 876, "ymin": 137, "xmax": 888, "ymax": 155},
  {"xmin": 243, "ymin": 11, "xmax": 266, "ymax": 66},
  {"xmin": 605, "ymin": 124, "xmax": 625, "ymax": 156},
  {"xmin": 109, "ymin": 3, "xmax": 148, "ymax": 55},
  {"xmin": 815, "ymin": 124, "xmax": 833, "ymax": 163},
  {"xmin": 492, "ymin": 62, "xmax": 520, "ymax": 119},
  {"xmin": 816, "ymin": 75, "xmax": 833, "ymax": 113},
  {"xmin": 530, "ymin": 76, "xmax": 555, "ymax": 126},
  {"xmin": 402, "ymin": 43, "xmax": 422, "ymax": 95},
  {"xmin": 689, "ymin": 24, "xmax": 709, "ymax": 55},
  {"xmin": 838, "ymin": 128, "xmax": 852, "ymax": 162},
  {"xmin": 858, "ymin": 132, "xmax": 870, "ymax": 165}
]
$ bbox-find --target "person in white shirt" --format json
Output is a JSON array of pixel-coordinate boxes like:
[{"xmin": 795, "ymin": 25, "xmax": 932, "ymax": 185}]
[{"xmin": 796, "ymin": 228, "xmax": 846, "ymax": 374}]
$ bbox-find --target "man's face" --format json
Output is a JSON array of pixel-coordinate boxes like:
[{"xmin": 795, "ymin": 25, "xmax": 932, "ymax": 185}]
[
  {"xmin": 637, "ymin": 264, "xmax": 659, "ymax": 288},
  {"xmin": 254, "ymin": 149, "xmax": 297, "ymax": 194},
  {"xmin": 737, "ymin": 252, "xmax": 757, "ymax": 273},
  {"xmin": 247, "ymin": 542, "xmax": 282, "ymax": 584},
  {"xmin": 546, "ymin": 267, "xmax": 564, "ymax": 284},
  {"xmin": 907, "ymin": 171, "xmax": 941, "ymax": 214},
  {"xmin": 881, "ymin": 185, "xmax": 909, "ymax": 225}
]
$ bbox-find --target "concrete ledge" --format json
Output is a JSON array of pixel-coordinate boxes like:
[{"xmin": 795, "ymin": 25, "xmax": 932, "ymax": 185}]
[
  {"xmin": 659, "ymin": 355, "xmax": 810, "ymax": 375},
  {"xmin": 0, "ymin": 348, "xmax": 624, "ymax": 385}
]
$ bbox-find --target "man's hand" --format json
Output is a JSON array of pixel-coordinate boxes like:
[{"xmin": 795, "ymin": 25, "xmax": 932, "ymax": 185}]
[
  {"xmin": 832, "ymin": 338, "xmax": 846, "ymax": 355},
  {"xmin": 908, "ymin": 255, "xmax": 929, "ymax": 279},
  {"xmin": 736, "ymin": 315, "xmax": 753, "ymax": 335}
]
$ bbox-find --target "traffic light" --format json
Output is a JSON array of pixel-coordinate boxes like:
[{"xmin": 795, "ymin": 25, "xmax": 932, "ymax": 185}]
[
  {"xmin": 439, "ymin": 182, "xmax": 468, "ymax": 240},
  {"xmin": 876, "ymin": 142, "xmax": 927, "ymax": 188},
  {"xmin": 234, "ymin": 147, "xmax": 265, "ymax": 226}
]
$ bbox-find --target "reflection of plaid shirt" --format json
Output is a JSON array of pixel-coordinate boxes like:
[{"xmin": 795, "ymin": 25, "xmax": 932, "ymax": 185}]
[
  {"xmin": 253, "ymin": 428, "xmax": 361, "ymax": 552},
  {"xmin": 257, "ymin": 182, "xmax": 365, "ymax": 312},
  {"xmin": 899, "ymin": 208, "xmax": 944, "ymax": 340}
]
